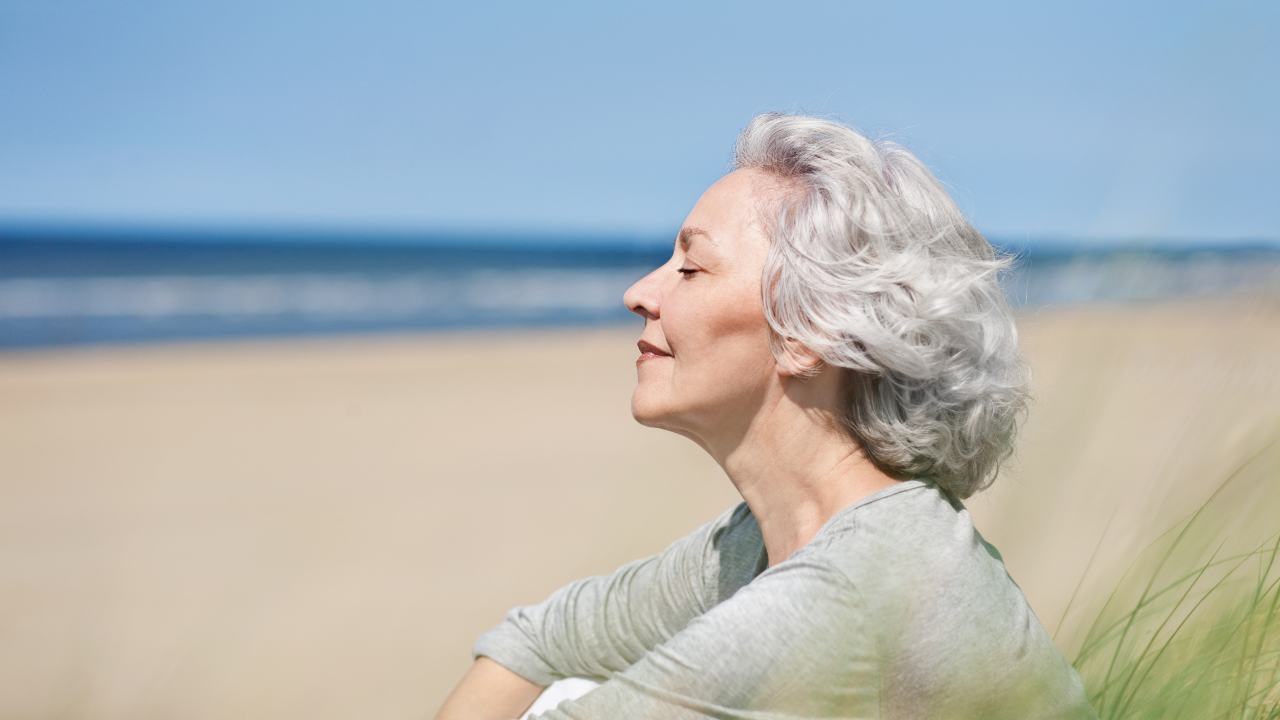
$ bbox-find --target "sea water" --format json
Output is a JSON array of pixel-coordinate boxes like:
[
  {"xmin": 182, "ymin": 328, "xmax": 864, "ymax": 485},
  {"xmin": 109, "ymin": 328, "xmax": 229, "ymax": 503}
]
[{"xmin": 1, "ymin": 224, "xmax": 1277, "ymax": 350}]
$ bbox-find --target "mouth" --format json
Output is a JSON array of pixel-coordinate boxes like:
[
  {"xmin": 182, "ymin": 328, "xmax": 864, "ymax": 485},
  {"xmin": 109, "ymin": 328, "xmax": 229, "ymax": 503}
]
[{"xmin": 637, "ymin": 340, "xmax": 672, "ymax": 359}]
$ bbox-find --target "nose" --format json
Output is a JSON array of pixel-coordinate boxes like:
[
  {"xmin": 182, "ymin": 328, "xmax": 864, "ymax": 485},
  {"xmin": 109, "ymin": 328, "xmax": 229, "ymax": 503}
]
[{"xmin": 623, "ymin": 265, "xmax": 664, "ymax": 321}]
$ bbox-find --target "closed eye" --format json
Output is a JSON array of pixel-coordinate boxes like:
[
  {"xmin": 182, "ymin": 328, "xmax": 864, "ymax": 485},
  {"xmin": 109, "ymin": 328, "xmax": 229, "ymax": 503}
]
[{"xmin": 677, "ymin": 268, "xmax": 699, "ymax": 277}]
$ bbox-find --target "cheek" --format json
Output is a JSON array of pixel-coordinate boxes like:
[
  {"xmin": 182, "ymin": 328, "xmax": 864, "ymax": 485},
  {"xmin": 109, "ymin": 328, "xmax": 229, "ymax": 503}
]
[
  {"xmin": 670, "ymin": 282, "xmax": 773, "ymax": 373},
  {"xmin": 716, "ymin": 277, "xmax": 770, "ymax": 340}
]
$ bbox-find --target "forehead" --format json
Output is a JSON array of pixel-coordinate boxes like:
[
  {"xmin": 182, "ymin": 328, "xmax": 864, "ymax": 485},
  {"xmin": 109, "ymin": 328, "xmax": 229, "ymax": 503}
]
[{"xmin": 682, "ymin": 168, "xmax": 786, "ymax": 252}]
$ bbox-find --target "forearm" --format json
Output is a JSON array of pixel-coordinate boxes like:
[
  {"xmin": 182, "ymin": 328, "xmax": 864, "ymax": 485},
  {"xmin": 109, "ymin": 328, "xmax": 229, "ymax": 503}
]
[{"xmin": 433, "ymin": 656, "xmax": 545, "ymax": 720}]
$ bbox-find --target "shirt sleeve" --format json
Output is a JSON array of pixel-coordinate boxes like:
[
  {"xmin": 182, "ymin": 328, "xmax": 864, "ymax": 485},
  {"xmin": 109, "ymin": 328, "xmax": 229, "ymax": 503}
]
[
  {"xmin": 472, "ymin": 503, "xmax": 743, "ymax": 686},
  {"xmin": 524, "ymin": 556, "xmax": 880, "ymax": 719}
]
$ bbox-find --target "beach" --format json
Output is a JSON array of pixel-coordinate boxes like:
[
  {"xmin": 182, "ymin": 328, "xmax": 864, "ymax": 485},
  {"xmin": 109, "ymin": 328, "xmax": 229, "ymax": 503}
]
[{"xmin": 2, "ymin": 291, "xmax": 1278, "ymax": 719}]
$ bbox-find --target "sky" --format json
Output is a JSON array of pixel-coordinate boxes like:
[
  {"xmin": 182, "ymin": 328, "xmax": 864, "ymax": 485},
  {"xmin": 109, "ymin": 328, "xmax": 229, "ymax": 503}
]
[{"xmin": 1, "ymin": 0, "xmax": 1277, "ymax": 244}]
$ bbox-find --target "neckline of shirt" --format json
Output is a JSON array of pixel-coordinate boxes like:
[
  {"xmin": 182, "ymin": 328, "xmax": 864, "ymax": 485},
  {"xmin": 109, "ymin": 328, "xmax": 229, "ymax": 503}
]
[
  {"xmin": 809, "ymin": 477, "xmax": 932, "ymax": 543},
  {"xmin": 750, "ymin": 477, "xmax": 934, "ymax": 575}
]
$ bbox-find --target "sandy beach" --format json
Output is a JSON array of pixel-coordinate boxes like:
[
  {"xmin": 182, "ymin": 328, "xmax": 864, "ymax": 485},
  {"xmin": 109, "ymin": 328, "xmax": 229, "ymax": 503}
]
[{"xmin": 2, "ymin": 292, "xmax": 1278, "ymax": 719}]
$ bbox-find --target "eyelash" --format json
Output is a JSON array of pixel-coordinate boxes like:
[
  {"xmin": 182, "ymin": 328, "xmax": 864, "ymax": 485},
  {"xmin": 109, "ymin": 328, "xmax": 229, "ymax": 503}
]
[{"xmin": 677, "ymin": 268, "xmax": 698, "ymax": 277}]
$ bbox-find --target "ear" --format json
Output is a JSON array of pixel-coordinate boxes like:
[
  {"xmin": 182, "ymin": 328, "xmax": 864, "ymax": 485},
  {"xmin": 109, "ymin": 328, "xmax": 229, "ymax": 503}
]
[{"xmin": 778, "ymin": 336, "xmax": 825, "ymax": 378}]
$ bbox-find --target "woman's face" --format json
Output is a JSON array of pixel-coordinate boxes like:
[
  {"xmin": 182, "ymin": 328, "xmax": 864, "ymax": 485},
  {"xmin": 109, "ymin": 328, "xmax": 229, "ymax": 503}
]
[{"xmin": 623, "ymin": 168, "xmax": 785, "ymax": 444}]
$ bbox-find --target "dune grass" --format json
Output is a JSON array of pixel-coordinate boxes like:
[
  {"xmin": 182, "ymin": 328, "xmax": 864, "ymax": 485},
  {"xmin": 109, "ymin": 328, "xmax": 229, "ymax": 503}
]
[{"xmin": 1067, "ymin": 435, "xmax": 1280, "ymax": 719}]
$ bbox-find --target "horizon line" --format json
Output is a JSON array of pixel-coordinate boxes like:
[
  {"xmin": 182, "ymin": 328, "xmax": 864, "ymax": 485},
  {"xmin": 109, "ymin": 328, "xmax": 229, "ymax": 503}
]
[{"xmin": 1, "ymin": 216, "xmax": 1277, "ymax": 253}]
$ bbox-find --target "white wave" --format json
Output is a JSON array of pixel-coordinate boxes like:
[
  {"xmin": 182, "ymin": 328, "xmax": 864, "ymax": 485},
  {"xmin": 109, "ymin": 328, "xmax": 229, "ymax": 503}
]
[{"xmin": 2, "ymin": 256, "xmax": 1276, "ymax": 324}]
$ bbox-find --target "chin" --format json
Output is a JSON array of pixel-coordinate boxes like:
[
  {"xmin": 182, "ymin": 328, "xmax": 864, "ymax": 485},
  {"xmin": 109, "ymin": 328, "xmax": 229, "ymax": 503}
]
[
  {"xmin": 630, "ymin": 392, "xmax": 671, "ymax": 428},
  {"xmin": 630, "ymin": 400, "xmax": 658, "ymax": 426}
]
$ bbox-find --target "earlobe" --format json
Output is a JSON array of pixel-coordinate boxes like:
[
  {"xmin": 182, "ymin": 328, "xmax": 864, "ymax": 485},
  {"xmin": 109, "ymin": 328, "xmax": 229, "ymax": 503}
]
[{"xmin": 778, "ymin": 336, "xmax": 825, "ymax": 378}]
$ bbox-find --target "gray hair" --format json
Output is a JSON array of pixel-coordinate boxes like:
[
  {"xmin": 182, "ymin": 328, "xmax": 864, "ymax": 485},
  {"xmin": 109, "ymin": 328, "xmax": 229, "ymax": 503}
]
[{"xmin": 733, "ymin": 112, "xmax": 1032, "ymax": 500}]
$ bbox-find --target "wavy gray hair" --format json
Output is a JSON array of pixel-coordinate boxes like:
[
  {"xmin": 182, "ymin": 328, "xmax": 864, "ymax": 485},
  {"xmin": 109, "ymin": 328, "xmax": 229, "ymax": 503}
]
[{"xmin": 734, "ymin": 112, "xmax": 1032, "ymax": 500}]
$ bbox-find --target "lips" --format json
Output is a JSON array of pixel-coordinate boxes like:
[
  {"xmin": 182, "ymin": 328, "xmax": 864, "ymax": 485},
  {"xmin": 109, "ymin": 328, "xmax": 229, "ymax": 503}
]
[{"xmin": 637, "ymin": 340, "xmax": 672, "ymax": 357}]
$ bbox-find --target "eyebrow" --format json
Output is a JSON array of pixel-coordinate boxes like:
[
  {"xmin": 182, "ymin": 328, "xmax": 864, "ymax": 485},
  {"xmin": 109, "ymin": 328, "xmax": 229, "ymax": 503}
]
[{"xmin": 676, "ymin": 226, "xmax": 717, "ymax": 251}]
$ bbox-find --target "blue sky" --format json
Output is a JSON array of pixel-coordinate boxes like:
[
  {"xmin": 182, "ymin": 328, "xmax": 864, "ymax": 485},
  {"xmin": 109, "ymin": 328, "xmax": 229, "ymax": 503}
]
[{"xmin": 1, "ymin": 0, "xmax": 1276, "ymax": 244}]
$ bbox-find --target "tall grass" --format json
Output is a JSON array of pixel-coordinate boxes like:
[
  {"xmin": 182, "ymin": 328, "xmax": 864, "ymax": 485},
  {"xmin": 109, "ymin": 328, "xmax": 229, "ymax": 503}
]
[{"xmin": 1067, "ymin": 436, "xmax": 1280, "ymax": 719}]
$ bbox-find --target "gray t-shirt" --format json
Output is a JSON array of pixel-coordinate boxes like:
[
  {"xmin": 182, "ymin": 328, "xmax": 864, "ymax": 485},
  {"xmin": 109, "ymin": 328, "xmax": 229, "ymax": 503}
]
[{"xmin": 473, "ymin": 478, "xmax": 1096, "ymax": 719}]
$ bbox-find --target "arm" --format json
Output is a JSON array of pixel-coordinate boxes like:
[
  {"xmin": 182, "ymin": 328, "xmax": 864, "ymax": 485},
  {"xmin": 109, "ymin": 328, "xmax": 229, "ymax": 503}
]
[
  {"xmin": 522, "ymin": 556, "xmax": 877, "ymax": 719},
  {"xmin": 432, "ymin": 656, "xmax": 543, "ymax": 720},
  {"xmin": 469, "ymin": 503, "xmax": 744, "ymax": 686}
]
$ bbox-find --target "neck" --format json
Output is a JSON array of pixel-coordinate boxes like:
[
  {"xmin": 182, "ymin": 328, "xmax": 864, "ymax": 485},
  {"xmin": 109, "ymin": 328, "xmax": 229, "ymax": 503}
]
[{"xmin": 701, "ymin": 372, "xmax": 904, "ymax": 569}]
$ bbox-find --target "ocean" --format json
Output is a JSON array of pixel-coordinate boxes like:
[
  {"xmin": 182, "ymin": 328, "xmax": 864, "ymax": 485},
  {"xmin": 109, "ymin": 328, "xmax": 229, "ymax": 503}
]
[{"xmin": 2, "ymin": 224, "xmax": 1278, "ymax": 350}]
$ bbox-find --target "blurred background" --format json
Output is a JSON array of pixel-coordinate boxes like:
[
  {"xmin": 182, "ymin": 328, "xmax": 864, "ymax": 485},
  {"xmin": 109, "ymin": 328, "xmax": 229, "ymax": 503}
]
[{"xmin": 2, "ymin": 1, "xmax": 1278, "ymax": 718}]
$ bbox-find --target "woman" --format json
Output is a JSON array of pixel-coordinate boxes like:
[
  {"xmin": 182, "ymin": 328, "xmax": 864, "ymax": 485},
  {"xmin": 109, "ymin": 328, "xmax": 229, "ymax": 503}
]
[{"xmin": 434, "ymin": 113, "xmax": 1095, "ymax": 719}]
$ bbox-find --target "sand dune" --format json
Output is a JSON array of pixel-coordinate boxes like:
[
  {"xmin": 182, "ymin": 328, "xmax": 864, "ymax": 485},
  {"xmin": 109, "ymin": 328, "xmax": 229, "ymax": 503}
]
[{"xmin": 1, "ymin": 292, "xmax": 1277, "ymax": 719}]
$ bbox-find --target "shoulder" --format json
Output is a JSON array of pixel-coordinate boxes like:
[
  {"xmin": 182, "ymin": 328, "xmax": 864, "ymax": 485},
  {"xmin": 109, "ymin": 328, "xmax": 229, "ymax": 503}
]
[
  {"xmin": 801, "ymin": 479, "xmax": 985, "ymax": 581},
  {"xmin": 798, "ymin": 480, "xmax": 1027, "ymax": 631},
  {"xmin": 792, "ymin": 479, "xmax": 1093, "ymax": 716}
]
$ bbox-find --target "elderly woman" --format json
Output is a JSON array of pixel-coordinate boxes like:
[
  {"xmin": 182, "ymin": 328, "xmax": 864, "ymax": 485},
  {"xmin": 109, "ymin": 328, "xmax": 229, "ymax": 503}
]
[{"xmin": 434, "ymin": 113, "xmax": 1095, "ymax": 719}]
